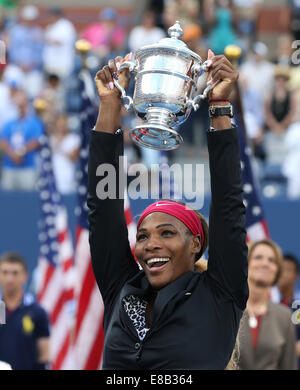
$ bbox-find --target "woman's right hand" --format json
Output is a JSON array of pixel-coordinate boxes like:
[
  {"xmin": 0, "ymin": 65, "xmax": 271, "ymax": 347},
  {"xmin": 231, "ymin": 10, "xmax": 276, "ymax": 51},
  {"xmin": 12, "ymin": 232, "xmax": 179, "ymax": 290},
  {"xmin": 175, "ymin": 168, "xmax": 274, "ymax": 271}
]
[
  {"xmin": 95, "ymin": 53, "xmax": 132, "ymax": 103},
  {"xmin": 94, "ymin": 53, "xmax": 132, "ymax": 133}
]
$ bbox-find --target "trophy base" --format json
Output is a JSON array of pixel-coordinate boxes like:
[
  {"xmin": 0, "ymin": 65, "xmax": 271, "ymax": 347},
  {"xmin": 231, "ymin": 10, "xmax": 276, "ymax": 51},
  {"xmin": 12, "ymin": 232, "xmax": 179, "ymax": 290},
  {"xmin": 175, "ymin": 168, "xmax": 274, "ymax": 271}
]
[
  {"xmin": 131, "ymin": 124, "xmax": 183, "ymax": 151},
  {"xmin": 130, "ymin": 107, "xmax": 183, "ymax": 151}
]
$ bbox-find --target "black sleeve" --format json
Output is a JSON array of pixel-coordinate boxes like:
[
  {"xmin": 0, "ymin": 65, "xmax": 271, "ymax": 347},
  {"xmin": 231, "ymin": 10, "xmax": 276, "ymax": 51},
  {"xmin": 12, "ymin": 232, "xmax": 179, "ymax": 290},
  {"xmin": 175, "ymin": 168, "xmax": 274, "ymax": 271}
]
[
  {"xmin": 87, "ymin": 131, "xmax": 140, "ymax": 313},
  {"xmin": 206, "ymin": 127, "xmax": 249, "ymax": 310},
  {"xmin": 34, "ymin": 305, "xmax": 50, "ymax": 339}
]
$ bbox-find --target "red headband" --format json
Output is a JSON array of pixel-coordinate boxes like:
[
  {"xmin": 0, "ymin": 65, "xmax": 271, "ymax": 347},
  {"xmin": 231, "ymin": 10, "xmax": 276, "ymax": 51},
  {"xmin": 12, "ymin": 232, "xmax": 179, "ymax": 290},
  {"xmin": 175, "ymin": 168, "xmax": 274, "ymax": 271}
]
[{"xmin": 137, "ymin": 201, "xmax": 204, "ymax": 246}]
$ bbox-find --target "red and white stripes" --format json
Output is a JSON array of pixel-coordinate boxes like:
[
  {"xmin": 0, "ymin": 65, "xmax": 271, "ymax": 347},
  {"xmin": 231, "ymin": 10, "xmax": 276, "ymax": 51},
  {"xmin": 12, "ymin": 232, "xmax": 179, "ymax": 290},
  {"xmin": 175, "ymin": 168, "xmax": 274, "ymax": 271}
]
[
  {"xmin": 72, "ymin": 191, "xmax": 136, "ymax": 369},
  {"xmin": 37, "ymin": 190, "xmax": 136, "ymax": 370},
  {"xmin": 246, "ymin": 220, "xmax": 270, "ymax": 242},
  {"xmin": 36, "ymin": 207, "xmax": 75, "ymax": 370}
]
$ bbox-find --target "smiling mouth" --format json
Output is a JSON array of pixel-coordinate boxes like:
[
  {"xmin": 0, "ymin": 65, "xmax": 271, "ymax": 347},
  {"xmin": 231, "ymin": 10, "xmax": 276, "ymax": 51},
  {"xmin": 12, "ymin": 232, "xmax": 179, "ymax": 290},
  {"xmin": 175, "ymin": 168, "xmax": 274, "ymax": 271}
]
[{"xmin": 144, "ymin": 257, "xmax": 171, "ymax": 269}]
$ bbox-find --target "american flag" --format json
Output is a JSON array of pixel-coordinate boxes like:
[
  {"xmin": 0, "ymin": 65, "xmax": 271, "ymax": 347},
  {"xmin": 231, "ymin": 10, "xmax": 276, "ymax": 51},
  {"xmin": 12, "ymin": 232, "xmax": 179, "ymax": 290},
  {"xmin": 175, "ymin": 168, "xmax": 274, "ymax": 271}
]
[
  {"xmin": 72, "ymin": 69, "xmax": 136, "ymax": 369},
  {"xmin": 35, "ymin": 131, "xmax": 75, "ymax": 370},
  {"xmin": 234, "ymin": 106, "xmax": 270, "ymax": 241}
]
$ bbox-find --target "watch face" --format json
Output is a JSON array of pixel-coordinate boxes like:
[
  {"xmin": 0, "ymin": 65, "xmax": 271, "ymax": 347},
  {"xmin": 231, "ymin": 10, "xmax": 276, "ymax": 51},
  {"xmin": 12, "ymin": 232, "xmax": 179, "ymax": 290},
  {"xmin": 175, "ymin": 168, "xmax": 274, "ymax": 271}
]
[{"xmin": 209, "ymin": 105, "xmax": 233, "ymax": 118}]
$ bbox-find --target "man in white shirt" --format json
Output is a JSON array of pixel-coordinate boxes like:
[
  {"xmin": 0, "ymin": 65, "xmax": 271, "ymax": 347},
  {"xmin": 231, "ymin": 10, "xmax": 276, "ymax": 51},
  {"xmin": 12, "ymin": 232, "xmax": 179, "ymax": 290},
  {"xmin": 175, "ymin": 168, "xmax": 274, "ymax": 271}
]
[
  {"xmin": 49, "ymin": 114, "xmax": 80, "ymax": 194},
  {"xmin": 43, "ymin": 8, "xmax": 77, "ymax": 79},
  {"xmin": 0, "ymin": 64, "xmax": 18, "ymax": 132},
  {"xmin": 240, "ymin": 41, "xmax": 274, "ymax": 100},
  {"xmin": 128, "ymin": 11, "xmax": 166, "ymax": 53}
]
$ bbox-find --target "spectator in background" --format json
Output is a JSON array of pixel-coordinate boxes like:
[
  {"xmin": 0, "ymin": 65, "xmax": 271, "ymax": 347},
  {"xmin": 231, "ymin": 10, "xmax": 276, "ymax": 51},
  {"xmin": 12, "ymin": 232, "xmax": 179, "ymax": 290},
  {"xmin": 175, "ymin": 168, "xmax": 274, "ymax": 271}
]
[
  {"xmin": 163, "ymin": 0, "xmax": 199, "ymax": 29},
  {"xmin": 232, "ymin": 0, "xmax": 262, "ymax": 49},
  {"xmin": 239, "ymin": 74, "xmax": 265, "ymax": 161},
  {"xmin": 272, "ymin": 253, "xmax": 300, "ymax": 368},
  {"xmin": 273, "ymin": 33, "xmax": 294, "ymax": 66},
  {"xmin": 0, "ymin": 252, "xmax": 50, "ymax": 370},
  {"xmin": 289, "ymin": 62, "xmax": 300, "ymax": 123},
  {"xmin": 6, "ymin": 5, "xmax": 44, "ymax": 99},
  {"xmin": 128, "ymin": 10, "xmax": 165, "ymax": 53},
  {"xmin": 81, "ymin": 8, "xmax": 126, "ymax": 65},
  {"xmin": 49, "ymin": 113, "xmax": 80, "ymax": 194},
  {"xmin": 238, "ymin": 239, "xmax": 297, "ymax": 370},
  {"xmin": 0, "ymin": 90, "xmax": 43, "ymax": 190},
  {"xmin": 282, "ymin": 122, "xmax": 300, "ymax": 199},
  {"xmin": 0, "ymin": 63, "xmax": 18, "ymax": 131},
  {"xmin": 264, "ymin": 66, "xmax": 297, "ymax": 165},
  {"xmin": 265, "ymin": 66, "xmax": 297, "ymax": 136},
  {"xmin": 39, "ymin": 73, "xmax": 66, "ymax": 124},
  {"xmin": 181, "ymin": 23, "xmax": 207, "ymax": 60},
  {"xmin": 204, "ymin": 0, "xmax": 237, "ymax": 55},
  {"xmin": 240, "ymin": 42, "xmax": 274, "ymax": 100},
  {"xmin": 148, "ymin": 0, "xmax": 165, "ymax": 29},
  {"xmin": 289, "ymin": 0, "xmax": 300, "ymax": 41},
  {"xmin": 277, "ymin": 254, "xmax": 300, "ymax": 307},
  {"xmin": 43, "ymin": 7, "xmax": 77, "ymax": 79}
]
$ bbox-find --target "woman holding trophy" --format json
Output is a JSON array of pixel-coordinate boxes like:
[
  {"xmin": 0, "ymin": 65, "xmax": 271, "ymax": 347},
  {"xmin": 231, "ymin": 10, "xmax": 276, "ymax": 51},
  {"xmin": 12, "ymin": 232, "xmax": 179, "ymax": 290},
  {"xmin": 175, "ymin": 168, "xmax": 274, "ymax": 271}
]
[{"xmin": 87, "ymin": 23, "xmax": 248, "ymax": 369}]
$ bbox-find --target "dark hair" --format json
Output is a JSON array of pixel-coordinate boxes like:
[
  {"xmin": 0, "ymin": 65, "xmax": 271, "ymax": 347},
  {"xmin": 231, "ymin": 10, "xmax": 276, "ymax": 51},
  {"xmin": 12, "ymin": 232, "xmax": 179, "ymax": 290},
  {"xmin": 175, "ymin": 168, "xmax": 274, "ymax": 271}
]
[
  {"xmin": 47, "ymin": 73, "xmax": 60, "ymax": 83},
  {"xmin": 283, "ymin": 253, "xmax": 300, "ymax": 274},
  {"xmin": 0, "ymin": 252, "xmax": 27, "ymax": 272}
]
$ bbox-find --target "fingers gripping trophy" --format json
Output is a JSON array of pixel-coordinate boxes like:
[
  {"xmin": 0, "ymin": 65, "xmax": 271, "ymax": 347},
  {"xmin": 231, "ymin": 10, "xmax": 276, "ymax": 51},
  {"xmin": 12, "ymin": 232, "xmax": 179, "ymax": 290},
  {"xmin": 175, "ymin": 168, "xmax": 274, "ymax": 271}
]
[{"xmin": 94, "ymin": 21, "xmax": 238, "ymax": 150}]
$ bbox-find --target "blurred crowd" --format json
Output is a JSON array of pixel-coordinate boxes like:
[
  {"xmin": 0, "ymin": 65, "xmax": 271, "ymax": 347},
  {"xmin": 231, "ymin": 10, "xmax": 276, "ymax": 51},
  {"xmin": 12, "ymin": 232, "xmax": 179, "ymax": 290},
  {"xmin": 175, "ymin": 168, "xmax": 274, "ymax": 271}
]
[{"xmin": 0, "ymin": 0, "xmax": 300, "ymax": 198}]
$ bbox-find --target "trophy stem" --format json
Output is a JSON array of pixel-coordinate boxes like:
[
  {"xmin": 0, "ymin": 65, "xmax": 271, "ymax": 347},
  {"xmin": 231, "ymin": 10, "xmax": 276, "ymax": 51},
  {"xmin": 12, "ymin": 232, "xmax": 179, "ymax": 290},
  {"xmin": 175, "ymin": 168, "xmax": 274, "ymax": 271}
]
[
  {"xmin": 130, "ymin": 107, "xmax": 183, "ymax": 151},
  {"xmin": 145, "ymin": 107, "xmax": 175, "ymax": 127}
]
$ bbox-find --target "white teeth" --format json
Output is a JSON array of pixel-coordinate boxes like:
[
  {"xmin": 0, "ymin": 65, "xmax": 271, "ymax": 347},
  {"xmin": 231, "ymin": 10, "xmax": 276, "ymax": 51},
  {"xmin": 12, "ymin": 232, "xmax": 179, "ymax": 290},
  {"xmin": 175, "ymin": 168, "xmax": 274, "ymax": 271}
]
[{"xmin": 146, "ymin": 258, "xmax": 170, "ymax": 265}]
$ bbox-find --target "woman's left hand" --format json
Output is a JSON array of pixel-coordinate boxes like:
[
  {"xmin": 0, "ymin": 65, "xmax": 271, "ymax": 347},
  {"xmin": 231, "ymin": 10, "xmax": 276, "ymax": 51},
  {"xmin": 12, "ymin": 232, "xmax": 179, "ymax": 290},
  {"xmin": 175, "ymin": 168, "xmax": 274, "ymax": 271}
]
[{"xmin": 206, "ymin": 49, "xmax": 239, "ymax": 102}]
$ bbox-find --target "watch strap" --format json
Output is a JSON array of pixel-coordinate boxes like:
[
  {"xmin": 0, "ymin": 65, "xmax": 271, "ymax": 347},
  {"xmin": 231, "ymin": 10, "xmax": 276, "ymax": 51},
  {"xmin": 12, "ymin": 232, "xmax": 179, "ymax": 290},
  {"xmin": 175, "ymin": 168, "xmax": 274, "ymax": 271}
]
[{"xmin": 209, "ymin": 104, "xmax": 234, "ymax": 118}]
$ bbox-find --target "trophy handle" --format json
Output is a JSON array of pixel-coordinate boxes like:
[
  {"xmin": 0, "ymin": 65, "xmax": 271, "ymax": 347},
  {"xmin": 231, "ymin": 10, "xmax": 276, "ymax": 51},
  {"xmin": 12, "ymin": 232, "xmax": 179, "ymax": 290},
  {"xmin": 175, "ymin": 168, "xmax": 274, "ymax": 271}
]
[
  {"xmin": 188, "ymin": 60, "xmax": 219, "ymax": 111},
  {"xmin": 187, "ymin": 80, "xmax": 220, "ymax": 111},
  {"xmin": 113, "ymin": 61, "xmax": 137, "ymax": 111}
]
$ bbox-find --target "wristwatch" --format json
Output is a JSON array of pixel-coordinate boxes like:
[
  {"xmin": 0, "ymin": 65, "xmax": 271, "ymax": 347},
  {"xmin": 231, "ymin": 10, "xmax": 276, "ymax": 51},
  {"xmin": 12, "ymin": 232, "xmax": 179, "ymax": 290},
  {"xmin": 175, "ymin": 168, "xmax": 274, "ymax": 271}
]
[{"xmin": 208, "ymin": 104, "xmax": 234, "ymax": 118}]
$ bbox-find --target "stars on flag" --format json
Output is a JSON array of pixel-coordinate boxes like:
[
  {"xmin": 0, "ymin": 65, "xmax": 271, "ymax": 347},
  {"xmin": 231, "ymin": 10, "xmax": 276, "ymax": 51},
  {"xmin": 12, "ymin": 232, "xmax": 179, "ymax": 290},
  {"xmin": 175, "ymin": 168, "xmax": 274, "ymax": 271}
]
[{"xmin": 234, "ymin": 106, "xmax": 269, "ymax": 241}]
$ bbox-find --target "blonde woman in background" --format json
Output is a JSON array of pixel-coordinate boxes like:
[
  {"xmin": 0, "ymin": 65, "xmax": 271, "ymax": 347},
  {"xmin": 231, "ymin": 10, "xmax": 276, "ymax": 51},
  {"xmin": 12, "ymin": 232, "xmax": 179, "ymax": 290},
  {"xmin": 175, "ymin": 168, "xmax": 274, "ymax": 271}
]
[
  {"xmin": 197, "ymin": 240, "xmax": 298, "ymax": 370},
  {"xmin": 238, "ymin": 239, "xmax": 297, "ymax": 370}
]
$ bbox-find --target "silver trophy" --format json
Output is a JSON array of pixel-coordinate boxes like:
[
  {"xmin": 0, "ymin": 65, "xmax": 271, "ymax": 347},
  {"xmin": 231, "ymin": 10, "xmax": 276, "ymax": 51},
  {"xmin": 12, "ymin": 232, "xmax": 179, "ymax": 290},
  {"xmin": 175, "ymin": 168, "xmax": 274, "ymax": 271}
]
[{"xmin": 113, "ymin": 21, "xmax": 217, "ymax": 151}]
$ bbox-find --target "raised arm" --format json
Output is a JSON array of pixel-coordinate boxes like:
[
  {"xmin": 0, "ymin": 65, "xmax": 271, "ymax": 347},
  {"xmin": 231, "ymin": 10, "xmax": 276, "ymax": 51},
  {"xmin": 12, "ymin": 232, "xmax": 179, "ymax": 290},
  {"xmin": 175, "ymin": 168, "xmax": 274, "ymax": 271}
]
[
  {"xmin": 204, "ymin": 51, "xmax": 249, "ymax": 310},
  {"xmin": 88, "ymin": 55, "xmax": 140, "ymax": 312}
]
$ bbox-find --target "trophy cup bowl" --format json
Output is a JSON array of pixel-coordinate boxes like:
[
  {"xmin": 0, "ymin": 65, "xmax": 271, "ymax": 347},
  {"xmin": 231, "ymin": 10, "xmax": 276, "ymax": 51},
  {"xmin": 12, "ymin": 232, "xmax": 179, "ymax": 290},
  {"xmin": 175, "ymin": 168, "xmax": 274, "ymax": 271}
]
[{"xmin": 113, "ymin": 21, "xmax": 216, "ymax": 151}]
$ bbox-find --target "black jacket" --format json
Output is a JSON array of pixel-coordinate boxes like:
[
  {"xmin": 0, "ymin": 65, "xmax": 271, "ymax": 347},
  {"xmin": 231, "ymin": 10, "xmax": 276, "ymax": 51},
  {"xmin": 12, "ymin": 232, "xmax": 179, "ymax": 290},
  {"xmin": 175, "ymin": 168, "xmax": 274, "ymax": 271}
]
[{"xmin": 87, "ymin": 126, "xmax": 249, "ymax": 370}]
